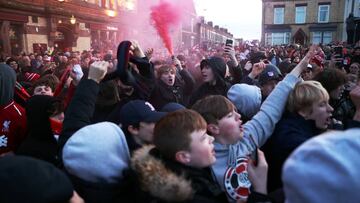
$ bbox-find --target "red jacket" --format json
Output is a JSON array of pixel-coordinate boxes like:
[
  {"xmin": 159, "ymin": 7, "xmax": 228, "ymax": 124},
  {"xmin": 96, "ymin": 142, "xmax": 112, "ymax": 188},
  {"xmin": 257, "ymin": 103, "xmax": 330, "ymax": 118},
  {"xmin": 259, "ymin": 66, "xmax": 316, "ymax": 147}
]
[{"xmin": 0, "ymin": 101, "xmax": 27, "ymax": 154}]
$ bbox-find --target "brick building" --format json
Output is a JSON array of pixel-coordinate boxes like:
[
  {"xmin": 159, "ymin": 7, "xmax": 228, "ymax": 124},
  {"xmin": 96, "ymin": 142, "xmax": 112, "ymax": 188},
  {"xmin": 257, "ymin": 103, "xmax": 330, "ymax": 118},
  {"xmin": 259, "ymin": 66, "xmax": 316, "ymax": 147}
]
[
  {"xmin": 0, "ymin": 0, "xmax": 141, "ymax": 55},
  {"xmin": 261, "ymin": 0, "xmax": 350, "ymax": 46},
  {"xmin": 197, "ymin": 17, "xmax": 234, "ymax": 49}
]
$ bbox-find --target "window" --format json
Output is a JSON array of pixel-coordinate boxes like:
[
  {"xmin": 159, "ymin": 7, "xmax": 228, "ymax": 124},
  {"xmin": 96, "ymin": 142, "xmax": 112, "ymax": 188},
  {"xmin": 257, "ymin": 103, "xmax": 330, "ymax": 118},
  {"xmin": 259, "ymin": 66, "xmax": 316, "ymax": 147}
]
[
  {"xmin": 265, "ymin": 32, "xmax": 290, "ymax": 45},
  {"xmin": 312, "ymin": 32, "xmax": 322, "ymax": 44},
  {"xmin": 274, "ymin": 7, "xmax": 285, "ymax": 24},
  {"xmin": 323, "ymin": 31, "xmax": 332, "ymax": 44},
  {"xmin": 311, "ymin": 31, "xmax": 332, "ymax": 44},
  {"xmin": 295, "ymin": 6, "xmax": 306, "ymax": 24},
  {"xmin": 318, "ymin": 5, "xmax": 330, "ymax": 23},
  {"xmin": 105, "ymin": 0, "xmax": 110, "ymax": 8}
]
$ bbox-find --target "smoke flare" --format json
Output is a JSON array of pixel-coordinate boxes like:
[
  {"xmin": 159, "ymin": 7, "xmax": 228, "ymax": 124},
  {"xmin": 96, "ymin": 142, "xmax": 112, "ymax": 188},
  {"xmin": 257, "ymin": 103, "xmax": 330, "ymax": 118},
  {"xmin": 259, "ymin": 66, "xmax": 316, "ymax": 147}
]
[{"xmin": 150, "ymin": 1, "xmax": 181, "ymax": 55}]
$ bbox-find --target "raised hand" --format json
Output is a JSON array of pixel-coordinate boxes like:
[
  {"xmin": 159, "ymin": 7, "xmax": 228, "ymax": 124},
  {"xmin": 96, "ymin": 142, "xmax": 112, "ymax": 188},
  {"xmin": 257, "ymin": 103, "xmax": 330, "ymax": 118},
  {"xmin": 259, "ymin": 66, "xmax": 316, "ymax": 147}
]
[{"xmin": 88, "ymin": 61, "xmax": 108, "ymax": 83}]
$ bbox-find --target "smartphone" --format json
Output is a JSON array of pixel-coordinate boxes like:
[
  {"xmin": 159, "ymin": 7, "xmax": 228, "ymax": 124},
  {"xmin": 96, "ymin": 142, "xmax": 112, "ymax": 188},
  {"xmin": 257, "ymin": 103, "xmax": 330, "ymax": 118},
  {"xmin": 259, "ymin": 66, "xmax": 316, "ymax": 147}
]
[
  {"xmin": 226, "ymin": 39, "xmax": 233, "ymax": 47},
  {"xmin": 249, "ymin": 134, "xmax": 258, "ymax": 166}
]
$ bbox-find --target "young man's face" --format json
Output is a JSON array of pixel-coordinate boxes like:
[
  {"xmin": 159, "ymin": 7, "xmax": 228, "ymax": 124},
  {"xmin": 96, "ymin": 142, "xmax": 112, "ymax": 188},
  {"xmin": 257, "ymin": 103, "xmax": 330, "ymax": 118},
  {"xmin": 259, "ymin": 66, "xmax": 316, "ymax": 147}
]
[
  {"xmin": 349, "ymin": 64, "xmax": 360, "ymax": 75},
  {"xmin": 306, "ymin": 99, "xmax": 333, "ymax": 130},
  {"xmin": 217, "ymin": 110, "xmax": 243, "ymax": 144},
  {"xmin": 201, "ymin": 65, "xmax": 215, "ymax": 83},
  {"xmin": 330, "ymin": 84, "xmax": 345, "ymax": 100},
  {"xmin": 187, "ymin": 129, "xmax": 216, "ymax": 168},
  {"xmin": 160, "ymin": 70, "xmax": 176, "ymax": 86},
  {"xmin": 33, "ymin": 85, "xmax": 54, "ymax": 96},
  {"xmin": 136, "ymin": 122, "xmax": 156, "ymax": 144},
  {"xmin": 261, "ymin": 80, "xmax": 279, "ymax": 98},
  {"xmin": 301, "ymin": 69, "xmax": 313, "ymax": 81}
]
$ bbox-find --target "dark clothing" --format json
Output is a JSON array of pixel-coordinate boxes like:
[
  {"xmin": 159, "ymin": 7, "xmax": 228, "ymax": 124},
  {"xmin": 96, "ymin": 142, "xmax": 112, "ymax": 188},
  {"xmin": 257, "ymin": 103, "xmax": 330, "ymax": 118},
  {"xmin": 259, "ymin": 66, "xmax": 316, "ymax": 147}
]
[
  {"xmin": 58, "ymin": 78, "xmax": 99, "ymax": 150},
  {"xmin": 16, "ymin": 95, "xmax": 60, "ymax": 166},
  {"xmin": 126, "ymin": 146, "xmax": 228, "ymax": 203},
  {"xmin": 347, "ymin": 16, "xmax": 356, "ymax": 44},
  {"xmin": 120, "ymin": 57, "xmax": 156, "ymax": 101},
  {"xmin": 149, "ymin": 69, "xmax": 195, "ymax": 110},
  {"xmin": 262, "ymin": 112, "xmax": 323, "ymax": 192},
  {"xmin": 59, "ymin": 78, "xmax": 131, "ymax": 203},
  {"xmin": 189, "ymin": 81, "xmax": 231, "ymax": 107},
  {"xmin": 68, "ymin": 173, "xmax": 131, "ymax": 203}
]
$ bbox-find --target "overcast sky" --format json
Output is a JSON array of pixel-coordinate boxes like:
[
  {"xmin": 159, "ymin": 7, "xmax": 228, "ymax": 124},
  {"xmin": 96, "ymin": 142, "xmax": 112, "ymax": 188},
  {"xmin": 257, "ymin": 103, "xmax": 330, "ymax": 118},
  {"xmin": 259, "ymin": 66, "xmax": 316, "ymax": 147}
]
[{"xmin": 194, "ymin": 0, "xmax": 262, "ymax": 40}]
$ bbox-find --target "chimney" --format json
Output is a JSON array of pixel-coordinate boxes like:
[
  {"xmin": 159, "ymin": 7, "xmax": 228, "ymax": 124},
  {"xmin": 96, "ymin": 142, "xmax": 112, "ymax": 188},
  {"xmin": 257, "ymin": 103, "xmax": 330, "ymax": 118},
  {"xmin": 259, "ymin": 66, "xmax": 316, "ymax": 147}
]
[{"xmin": 207, "ymin": 21, "xmax": 213, "ymax": 27}]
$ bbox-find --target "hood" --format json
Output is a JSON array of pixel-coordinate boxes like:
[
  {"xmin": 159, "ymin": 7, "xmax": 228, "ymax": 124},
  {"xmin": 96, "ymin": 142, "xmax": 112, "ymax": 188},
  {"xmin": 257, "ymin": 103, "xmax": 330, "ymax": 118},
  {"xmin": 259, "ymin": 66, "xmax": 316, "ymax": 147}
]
[
  {"xmin": 26, "ymin": 95, "xmax": 60, "ymax": 138},
  {"xmin": 63, "ymin": 122, "xmax": 130, "ymax": 184},
  {"xmin": 0, "ymin": 64, "xmax": 16, "ymax": 105},
  {"xmin": 282, "ymin": 129, "xmax": 360, "ymax": 203},
  {"xmin": 201, "ymin": 57, "xmax": 227, "ymax": 81},
  {"xmin": 131, "ymin": 145, "xmax": 193, "ymax": 202},
  {"xmin": 0, "ymin": 156, "xmax": 73, "ymax": 203},
  {"xmin": 227, "ymin": 84, "xmax": 262, "ymax": 119}
]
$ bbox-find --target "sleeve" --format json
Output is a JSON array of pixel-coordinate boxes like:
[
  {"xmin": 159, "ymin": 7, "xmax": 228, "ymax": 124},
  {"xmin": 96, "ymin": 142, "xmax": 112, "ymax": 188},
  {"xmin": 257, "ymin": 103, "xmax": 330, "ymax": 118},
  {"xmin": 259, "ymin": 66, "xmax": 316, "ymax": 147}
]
[
  {"xmin": 179, "ymin": 69, "xmax": 196, "ymax": 95},
  {"xmin": 232, "ymin": 74, "xmax": 300, "ymax": 156},
  {"xmin": 58, "ymin": 78, "xmax": 99, "ymax": 150}
]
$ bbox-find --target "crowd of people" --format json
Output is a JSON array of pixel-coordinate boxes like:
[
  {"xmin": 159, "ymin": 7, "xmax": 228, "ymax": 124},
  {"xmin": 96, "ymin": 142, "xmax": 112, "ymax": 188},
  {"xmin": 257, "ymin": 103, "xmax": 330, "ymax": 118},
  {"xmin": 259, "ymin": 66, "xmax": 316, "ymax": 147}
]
[{"xmin": 1, "ymin": 39, "xmax": 360, "ymax": 203}]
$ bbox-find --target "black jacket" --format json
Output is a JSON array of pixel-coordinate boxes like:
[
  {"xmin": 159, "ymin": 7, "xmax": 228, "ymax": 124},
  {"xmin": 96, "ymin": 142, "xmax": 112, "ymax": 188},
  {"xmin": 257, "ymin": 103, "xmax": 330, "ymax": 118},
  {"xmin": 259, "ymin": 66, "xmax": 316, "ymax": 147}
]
[
  {"xmin": 262, "ymin": 112, "xmax": 323, "ymax": 192},
  {"xmin": 150, "ymin": 69, "xmax": 195, "ymax": 110},
  {"xmin": 125, "ymin": 146, "xmax": 228, "ymax": 203},
  {"xmin": 16, "ymin": 95, "xmax": 60, "ymax": 166}
]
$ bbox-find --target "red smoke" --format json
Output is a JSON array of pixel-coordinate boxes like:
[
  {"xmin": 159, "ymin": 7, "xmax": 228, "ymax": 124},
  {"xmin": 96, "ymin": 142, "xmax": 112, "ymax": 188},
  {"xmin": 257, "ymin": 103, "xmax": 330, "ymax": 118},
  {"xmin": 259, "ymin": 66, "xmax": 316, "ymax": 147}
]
[{"xmin": 150, "ymin": 1, "xmax": 181, "ymax": 55}]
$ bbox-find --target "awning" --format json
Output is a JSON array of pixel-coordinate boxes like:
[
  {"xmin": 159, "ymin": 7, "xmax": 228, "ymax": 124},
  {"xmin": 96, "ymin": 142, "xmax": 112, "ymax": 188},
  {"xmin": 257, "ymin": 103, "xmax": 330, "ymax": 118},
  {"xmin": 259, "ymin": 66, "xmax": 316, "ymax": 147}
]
[
  {"xmin": 264, "ymin": 25, "xmax": 291, "ymax": 33},
  {"xmin": 309, "ymin": 24, "xmax": 337, "ymax": 32}
]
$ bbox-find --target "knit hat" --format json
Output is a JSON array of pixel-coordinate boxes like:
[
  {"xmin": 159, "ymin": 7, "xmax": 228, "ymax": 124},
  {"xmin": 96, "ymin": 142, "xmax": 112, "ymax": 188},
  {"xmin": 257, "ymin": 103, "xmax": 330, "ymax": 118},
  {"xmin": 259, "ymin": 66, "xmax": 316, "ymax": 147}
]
[
  {"xmin": 282, "ymin": 129, "xmax": 360, "ymax": 203},
  {"xmin": 62, "ymin": 122, "xmax": 130, "ymax": 184},
  {"xmin": 258, "ymin": 64, "xmax": 282, "ymax": 86},
  {"xmin": 200, "ymin": 56, "xmax": 227, "ymax": 79},
  {"xmin": 0, "ymin": 156, "xmax": 73, "ymax": 203},
  {"xmin": 227, "ymin": 84, "xmax": 262, "ymax": 119},
  {"xmin": 120, "ymin": 100, "xmax": 166, "ymax": 127}
]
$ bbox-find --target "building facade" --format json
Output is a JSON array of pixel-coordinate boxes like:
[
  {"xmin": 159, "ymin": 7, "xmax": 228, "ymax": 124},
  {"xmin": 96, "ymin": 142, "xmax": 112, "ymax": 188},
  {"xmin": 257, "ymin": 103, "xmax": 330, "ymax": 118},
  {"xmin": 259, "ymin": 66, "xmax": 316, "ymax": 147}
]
[
  {"xmin": 197, "ymin": 17, "xmax": 234, "ymax": 49},
  {"xmin": 0, "ymin": 0, "xmax": 141, "ymax": 55},
  {"xmin": 262, "ymin": 0, "xmax": 349, "ymax": 46}
]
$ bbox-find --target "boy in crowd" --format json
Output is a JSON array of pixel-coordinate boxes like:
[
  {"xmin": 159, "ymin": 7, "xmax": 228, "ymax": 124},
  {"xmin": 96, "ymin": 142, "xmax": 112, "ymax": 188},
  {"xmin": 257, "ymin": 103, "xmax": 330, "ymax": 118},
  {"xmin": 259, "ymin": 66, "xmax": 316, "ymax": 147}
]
[
  {"xmin": 119, "ymin": 100, "xmax": 166, "ymax": 153},
  {"xmin": 191, "ymin": 46, "xmax": 316, "ymax": 201},
  {"xmin": 31, "ymin": 74, "xmax": 60, "ymax": 96},
  {"xmin": 128, "ymin": 109, "xmax": 269, "ymax": 203}
]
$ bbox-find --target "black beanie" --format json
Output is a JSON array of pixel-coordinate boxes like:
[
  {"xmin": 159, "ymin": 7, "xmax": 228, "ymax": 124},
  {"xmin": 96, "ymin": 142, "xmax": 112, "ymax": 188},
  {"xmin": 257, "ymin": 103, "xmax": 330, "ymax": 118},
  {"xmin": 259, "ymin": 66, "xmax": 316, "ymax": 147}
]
[{"xmin": 0, "ymin": 156, "xmax": 74, "ymax": 203}]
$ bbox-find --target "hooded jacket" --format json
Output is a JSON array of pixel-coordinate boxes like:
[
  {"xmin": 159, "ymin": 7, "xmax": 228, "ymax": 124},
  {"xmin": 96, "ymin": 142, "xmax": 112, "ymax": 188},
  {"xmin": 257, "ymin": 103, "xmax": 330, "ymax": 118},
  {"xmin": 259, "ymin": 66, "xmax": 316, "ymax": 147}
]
[
  {"xmin": 127, "ymin": 145, "xmax": 228, "ymax": 203},
  {"xmin": 189, "ymin": 57, "xmax": 231, "ymax": 106},
  {"xmin": 63, "ymin": 122, "xmax": 131, "ymax": 203},
  {"xmin": 0, "ymin": 64, "xmax": 27, "ymax": 154},
  {"xmin": 211, "ymin": 73, "xmax": 300, "ymax": 202},
  {"xmin": 150, "ymin": 68, "xmax": 195, "ymax": 110},
  {"xmin": 283, "ymin": 129, "xmax": 360, "ymax": 203},
  {"xmin": 227, "ymin": 83, "xmax": 262, "ymax": 122},
  {"xmin": 16, "ymin": 95, "xmax": 60, "ymax": 166}
]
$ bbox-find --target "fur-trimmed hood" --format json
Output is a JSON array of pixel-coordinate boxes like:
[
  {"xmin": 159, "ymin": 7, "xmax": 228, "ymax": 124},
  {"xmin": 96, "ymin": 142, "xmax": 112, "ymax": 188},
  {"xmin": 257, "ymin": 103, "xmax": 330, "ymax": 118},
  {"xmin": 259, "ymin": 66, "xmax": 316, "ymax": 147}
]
[{"xmin": 131, "ymin": 145, "xmax": 193, "ymax": 202}]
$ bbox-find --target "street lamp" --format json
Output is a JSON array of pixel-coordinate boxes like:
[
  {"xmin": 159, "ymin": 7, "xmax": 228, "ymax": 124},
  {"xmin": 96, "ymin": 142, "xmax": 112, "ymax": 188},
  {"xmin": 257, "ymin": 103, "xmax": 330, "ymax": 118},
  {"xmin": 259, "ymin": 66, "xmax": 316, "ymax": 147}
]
[
  {"xmin": 70, "ymin": 15, "xmax": 76, "ymax": 24},
  {"xmin": 105, "ymin": 10, "xmax": 117, "ymax": 17}
]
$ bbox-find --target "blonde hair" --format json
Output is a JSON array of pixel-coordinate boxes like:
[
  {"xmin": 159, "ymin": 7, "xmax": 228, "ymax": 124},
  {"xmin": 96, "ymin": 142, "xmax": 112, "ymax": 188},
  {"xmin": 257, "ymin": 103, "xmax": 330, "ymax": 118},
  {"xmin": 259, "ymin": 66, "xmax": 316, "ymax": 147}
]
[{"xmin": 287, "ymin": 81, "xmax": 329, "ymax": 114}]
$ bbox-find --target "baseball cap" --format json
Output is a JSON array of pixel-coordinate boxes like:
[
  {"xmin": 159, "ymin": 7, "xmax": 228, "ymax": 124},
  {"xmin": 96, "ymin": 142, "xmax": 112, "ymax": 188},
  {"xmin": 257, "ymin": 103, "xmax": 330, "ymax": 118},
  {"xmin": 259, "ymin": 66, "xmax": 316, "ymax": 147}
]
[
  {"xmin": 120, "ymin": 100, "xmax": 166, "ymax": 126},
  {"xmin": 258, "ymin": 64, "xmax": 282, "ymax": 86}
]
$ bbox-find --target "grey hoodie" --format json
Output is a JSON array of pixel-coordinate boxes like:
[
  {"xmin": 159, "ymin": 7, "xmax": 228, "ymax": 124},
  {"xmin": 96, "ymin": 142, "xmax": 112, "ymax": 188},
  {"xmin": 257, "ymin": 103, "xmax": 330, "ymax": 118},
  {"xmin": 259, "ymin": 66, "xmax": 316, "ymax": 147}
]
[
  {"xmin": 212, "ymin": 74, "xmax": 300, "ymax": 201},
  {"xmin": 0, "ymin": 64, "xmax": 16, "ymax": 105}
]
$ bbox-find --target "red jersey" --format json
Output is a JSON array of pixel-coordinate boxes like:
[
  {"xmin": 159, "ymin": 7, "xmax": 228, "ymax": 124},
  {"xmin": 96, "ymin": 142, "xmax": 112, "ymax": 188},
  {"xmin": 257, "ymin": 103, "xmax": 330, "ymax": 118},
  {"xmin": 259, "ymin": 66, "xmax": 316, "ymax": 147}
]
[{"xmin": 0, "ymin": 101, "xmax": 27, "ymax": 154}]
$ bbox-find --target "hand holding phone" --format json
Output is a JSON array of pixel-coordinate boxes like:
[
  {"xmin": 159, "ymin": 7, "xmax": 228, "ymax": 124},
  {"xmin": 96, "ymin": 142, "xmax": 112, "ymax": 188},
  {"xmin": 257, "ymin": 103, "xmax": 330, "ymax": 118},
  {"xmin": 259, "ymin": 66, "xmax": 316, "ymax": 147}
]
[{"xmin": 226, "ymin": 39, "xmax": 233, "ymax": 47}]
